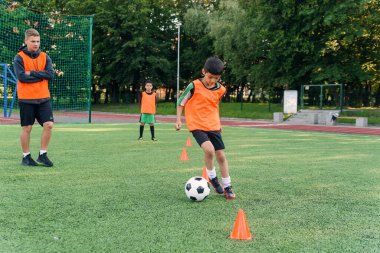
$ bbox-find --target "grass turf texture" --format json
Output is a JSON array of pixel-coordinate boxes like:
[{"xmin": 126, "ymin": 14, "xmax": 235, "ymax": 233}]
[{"xmin": 0, "ymin": 123, "xmax": 379, "ymax": 252}]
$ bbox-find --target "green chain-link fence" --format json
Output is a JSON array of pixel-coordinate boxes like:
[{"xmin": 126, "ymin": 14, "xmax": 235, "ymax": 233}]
[{"xmin": 0, "ymin": 0, "xmax": 93, "ymax": 121}]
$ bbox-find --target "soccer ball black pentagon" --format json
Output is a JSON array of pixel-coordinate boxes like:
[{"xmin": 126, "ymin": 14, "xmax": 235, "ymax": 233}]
[{"xmin": 185, "ymin": 176, "xmax": 210, "ymax": 201}]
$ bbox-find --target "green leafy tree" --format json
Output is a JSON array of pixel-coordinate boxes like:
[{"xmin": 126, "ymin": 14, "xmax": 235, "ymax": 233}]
[
  {"xmin": 181, "ymin": 8, "xmax": 213, "ymax": 82},
  {"xmin": 89, "ymin": 0, "xmax": 177, "ymax": 103},
  {"xmin": 211, "ymin": 0, "xmax": 380, "ymax": 106},
  {"xmin": 173, "ymin": 0, "xmax": 220, "ymax": 101}
]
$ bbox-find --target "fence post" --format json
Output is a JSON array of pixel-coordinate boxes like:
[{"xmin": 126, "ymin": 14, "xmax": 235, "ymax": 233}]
[
  {"xmin": 340, "ymin": 83, "xmax": 343, "ymax": 113},
  {"xmin": 3, "ymin": 65, "xmax": 7, "ymax": 118}
]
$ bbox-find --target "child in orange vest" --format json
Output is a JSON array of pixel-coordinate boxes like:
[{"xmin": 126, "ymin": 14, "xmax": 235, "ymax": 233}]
[
  {"xmin": 175, "ymin": 57, "xmax": 235, "ymax": 200},
  {"xmin": 139, "ymin": 80, "xmax": 157, "ymax": 141}
]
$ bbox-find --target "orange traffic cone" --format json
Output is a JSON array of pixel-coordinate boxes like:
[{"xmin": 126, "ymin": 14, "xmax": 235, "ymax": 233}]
[
  {"xmin": 230, "ymin": 209, "xmax": 252, "ymax": 240},
  {"xmin": 186, "ymin": 137, "xmax": 192, "ymax": 147},
  {"xmin": 179, "ymin": 148, "xmax": 189, "ymax": 161},
  {"xmin": 201, "ymin": 167, "xmax": 210, "ymax": 182}
]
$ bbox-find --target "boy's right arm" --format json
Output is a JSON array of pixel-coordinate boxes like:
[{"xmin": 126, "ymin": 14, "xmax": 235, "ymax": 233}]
[
  {"xmin": 175, "ymin": 82, "xmax": 194, "ymax": 131},
  {"xmin": 175, "ymin": 105, "xmax": 184, "ymax": 130}
]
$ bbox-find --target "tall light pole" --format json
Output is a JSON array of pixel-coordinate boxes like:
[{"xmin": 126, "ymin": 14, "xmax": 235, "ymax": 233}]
[{"xmin": 176, "ymin": 21, "xmax": 181, "ymax": 105}]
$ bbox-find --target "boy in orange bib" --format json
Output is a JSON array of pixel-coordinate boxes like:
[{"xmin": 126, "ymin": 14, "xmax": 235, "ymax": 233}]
[
  {"xmin": 14, "ymin": 29, "xmax": 55, "ymax": 167},
  {"xmin": 175, "ymin": 57, "xmax": 235, "ymax": 200},
  {"xmin": 138, "ymin": 80, "xmax": 158, "ymax": 141}
]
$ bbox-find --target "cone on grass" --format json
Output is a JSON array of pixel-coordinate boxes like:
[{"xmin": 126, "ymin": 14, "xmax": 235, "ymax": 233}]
[
  {"xmin": 186, "ymin": 137, "xmax": 192, "ymax": 147},
  {"xmin": 179, "ymin": 148, "xmax": 189, "ymax": 161},
  {"xmin": 201, "ymin": 167, "xmax": 210, "ymax": 182},
  {"xmin": 230, "ymin": 209, "xmax": 252, "ymax": 240}
]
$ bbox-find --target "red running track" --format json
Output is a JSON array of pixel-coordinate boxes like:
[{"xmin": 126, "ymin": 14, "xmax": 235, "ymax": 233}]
[{"xmin": 1, "ymin": 112, "xmax": 380, "ymax": 136}]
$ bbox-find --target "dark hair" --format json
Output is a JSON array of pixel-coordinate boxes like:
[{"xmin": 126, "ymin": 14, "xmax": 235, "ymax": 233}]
[
  {"xmin": 145, "ymin": 80, "xmax": 153, "ymax": 85},
  {"xmin": 203, "ymin": 56, "xmax": 224, "ymax": 75}
]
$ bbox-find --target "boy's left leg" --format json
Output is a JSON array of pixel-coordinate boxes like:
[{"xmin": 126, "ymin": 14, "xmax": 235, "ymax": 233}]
[
  {"xmin": 40, "ymin": 121, "xmax": 53, "ymax": 151},
  {"xmin": 36, "ymin": 101, "xmax": 54, "ymax": 167},
  {"xmin": 201, "ymin": 141, "xmax": 224, "ymax": 194},
  {"xmin": 215, "ymin": 149, "xmax": 229, "ymax": 178},
  {"xmin": 200, "ymin": 141, "xmax": 216, "ymax": 172},
  {"xmin": 216, "ymin": 150, "xmax": 235, "ymax": 200},
  {"xmin": 38, "ymin": 121, "xmax": 54, "ymax": 167},
  {"xmin": 149, "ymin": 123, "xmax": 157, "ymax": 141}
]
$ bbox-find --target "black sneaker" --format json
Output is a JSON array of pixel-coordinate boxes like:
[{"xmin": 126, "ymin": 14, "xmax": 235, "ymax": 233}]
[
  {"xmin": 210, "ymin": 177, "xmax": 224, "ymax": 194},
  {"xmin": 151, "ymin": 137, "xmax": 158, "ymax": 141},
  {"xmin": 37, "ymin": 153, "xmax": 53, "ymax": 167},
  {"xmin": 138, "ymin": 137, "xmax": 143, "ymax": 140},
  {"xmin": 224, "ymin": 186, "xmax": 236, "ymax": 200},
  {"xmin": 21, "ymin": 154, "xmax": 38, "ymax": 166}
]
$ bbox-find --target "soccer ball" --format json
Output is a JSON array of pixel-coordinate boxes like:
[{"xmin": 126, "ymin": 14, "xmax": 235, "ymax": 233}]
[{"xmin": 185, "ymin": 176, "xmax": 210, "ymax": 201}]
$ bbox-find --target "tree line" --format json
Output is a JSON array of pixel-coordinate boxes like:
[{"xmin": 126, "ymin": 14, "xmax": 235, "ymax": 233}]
[{"xmin": 16, "ymin": 0, "xmax": 380, "ymax": 106}]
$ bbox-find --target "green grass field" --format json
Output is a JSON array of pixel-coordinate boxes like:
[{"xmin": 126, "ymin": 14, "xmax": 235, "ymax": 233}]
[{"xmin": 0, "ymin": 124, "xmax": 379, "ymax": 252}]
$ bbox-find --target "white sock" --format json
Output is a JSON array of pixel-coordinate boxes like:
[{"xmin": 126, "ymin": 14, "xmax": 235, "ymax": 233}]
[
  {"xmin": 23, "ymin": 152, "xmax": 30, "ymax": 157},
  {"xmin": 40, "ymin": 150, "xmax": 47, "ymax": 155},
  {"xmin": 207, "ymin": 167, "xmax": 217, "ymax": 180},
  {"xmin": 222, "ymin": 177, "xmax": 231, "ymax": 188}
]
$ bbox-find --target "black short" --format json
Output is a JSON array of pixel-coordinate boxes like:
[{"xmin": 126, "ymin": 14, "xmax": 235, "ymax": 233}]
[
  {"xmin": 191, "ymin": 130, "xmax": 225, "ymax": 151},
  {"xmin": 19, "ymin": 100, "xmax": 54, "ymax": 126}
]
